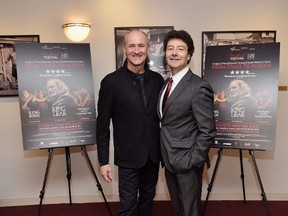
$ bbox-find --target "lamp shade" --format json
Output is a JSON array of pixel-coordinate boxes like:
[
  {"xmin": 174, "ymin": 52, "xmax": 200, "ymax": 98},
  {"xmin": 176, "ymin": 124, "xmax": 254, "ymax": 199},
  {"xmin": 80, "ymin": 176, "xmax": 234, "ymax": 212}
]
[{"xmin": 62, "ymin": 23, "xmax": 91, "ymax": 42}]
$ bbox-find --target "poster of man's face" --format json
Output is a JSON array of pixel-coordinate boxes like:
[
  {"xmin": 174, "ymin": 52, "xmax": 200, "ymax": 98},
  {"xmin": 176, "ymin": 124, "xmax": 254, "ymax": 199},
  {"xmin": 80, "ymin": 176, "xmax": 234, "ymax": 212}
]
[{"xmin": 16, "ymin": 43, "xmax": 96, "ymax": 150}]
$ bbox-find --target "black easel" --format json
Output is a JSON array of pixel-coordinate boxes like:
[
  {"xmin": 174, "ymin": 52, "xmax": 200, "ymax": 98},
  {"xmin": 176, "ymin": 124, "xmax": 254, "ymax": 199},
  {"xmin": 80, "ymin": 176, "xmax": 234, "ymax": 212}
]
[
  {"xmin": 65, "ymin": 147, "xmax": 72, "ymax": 205},
  {"xmin": 37, "ymin": 146, "xmax": 113, "ymax": 216},
  {"xmin": 37, "ymin": 148, "xmax": 53, "ymax": 216},
  {"xmin": 249, "ymin": 150, "xmax": 271, "ymax": 216},
  {"xmin": 202, "ymin": 148, "xmax": 271, "ymax": 216}
]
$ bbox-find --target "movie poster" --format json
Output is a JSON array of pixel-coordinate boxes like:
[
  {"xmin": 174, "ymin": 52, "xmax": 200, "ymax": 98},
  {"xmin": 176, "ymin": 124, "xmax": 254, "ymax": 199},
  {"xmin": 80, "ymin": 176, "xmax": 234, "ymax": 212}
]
[
  {"xmin": 15, "ymin": 43, "xmax": 96, "ymax": 150},
  {"xmin": 204, "ymin": 43, "xmax": 280, "ymax": 151}
]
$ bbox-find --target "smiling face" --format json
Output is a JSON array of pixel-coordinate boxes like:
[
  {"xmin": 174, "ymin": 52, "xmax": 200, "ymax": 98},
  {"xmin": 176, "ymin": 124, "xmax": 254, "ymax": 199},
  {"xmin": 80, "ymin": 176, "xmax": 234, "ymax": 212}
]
[
  {"xmin": 123, "ymin": 30, "xmax": 149, "ymax": 73},
  {"xmin": 165, "ymin": 38, "xmax": 191, "ymax": 75}
]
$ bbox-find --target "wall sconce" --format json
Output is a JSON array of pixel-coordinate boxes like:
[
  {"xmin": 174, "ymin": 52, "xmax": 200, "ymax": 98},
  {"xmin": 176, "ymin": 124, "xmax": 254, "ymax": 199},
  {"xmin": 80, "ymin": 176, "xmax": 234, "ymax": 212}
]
[{"xmin": 62, "ymin": 23, "xmax": 91, "ymax": 42}]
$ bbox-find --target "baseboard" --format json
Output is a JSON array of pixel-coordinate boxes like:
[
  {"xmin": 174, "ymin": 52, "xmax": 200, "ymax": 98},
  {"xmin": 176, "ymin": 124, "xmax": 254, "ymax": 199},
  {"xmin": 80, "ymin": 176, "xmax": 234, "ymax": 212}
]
[{"xmin": 0, "ymin": 194, "xmax": 119, "ymax": 207}]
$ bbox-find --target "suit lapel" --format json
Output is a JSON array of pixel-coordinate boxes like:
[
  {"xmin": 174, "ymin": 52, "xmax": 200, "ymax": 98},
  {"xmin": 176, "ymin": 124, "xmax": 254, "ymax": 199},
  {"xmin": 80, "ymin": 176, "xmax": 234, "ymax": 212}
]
[{"xmin": 162, "ymin": 71, "xmax": 192, "ymax": 115}]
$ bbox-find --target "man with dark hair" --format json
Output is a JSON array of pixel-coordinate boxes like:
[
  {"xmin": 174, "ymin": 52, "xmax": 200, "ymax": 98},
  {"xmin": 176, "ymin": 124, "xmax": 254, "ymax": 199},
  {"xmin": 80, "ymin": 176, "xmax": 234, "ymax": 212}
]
[
  {"xmin": 158, "ymin": 30, "xmax": 216, "ymax": 216},
  {"xmin": 96, "ymin": 29, "xmax": 164, "ymax": 216}
]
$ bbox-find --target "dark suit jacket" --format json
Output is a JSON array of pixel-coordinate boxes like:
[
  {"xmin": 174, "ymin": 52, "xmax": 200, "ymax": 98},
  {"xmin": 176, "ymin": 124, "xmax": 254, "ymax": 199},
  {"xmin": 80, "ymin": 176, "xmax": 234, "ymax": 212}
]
[
  {"xmin": 97, "ymin": 62, "xmax": 164, "ymax": 168},
  {"xmin": 158, "ymin": 70, "xmax": 216, "ymax": 174}
]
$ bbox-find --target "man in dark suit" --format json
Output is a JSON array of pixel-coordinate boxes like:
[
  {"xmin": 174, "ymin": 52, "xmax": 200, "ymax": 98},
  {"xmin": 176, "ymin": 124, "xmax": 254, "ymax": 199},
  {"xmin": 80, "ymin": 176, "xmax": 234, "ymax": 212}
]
[
  {"xmin": 96, "ymin": 29, "xmax": 164, "ymax": 216},
  {"xmin": 158, "ymin": 30, "xmax": 216, "ymax": 216}
]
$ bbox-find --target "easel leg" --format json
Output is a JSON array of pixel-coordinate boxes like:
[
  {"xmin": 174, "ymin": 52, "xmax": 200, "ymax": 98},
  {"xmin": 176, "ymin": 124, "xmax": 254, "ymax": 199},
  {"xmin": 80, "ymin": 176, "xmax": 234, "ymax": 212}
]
[
  {"xmin": 65, "ymin": 147, "xmax": 72, "ymax": 205},
  {"xmin": 81, "ymin": 145, "xmax": 113, "ymax": 216},
  {"xmin": 249, "ymin": 150, "xmax": 272, "ymax": 216},
  {"xmin": 202, "ymin": 148, "xmax": 223, "ymax": 216},
  {"xmin": 37, "ymin": 148, "xmax": 54, "ymax": 216},
  {"xmin": 239, "ymin": 149, "xmax": 247, "ymax": 203}
]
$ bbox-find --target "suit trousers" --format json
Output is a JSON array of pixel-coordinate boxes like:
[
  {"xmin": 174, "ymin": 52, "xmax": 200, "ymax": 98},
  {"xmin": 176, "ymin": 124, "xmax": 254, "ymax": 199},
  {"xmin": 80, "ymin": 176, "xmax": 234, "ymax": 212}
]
[
  {"xmin": 165, "ymin": 165, "xmax": 204, "ymax": 216},
  {"xmin": 118, "ymin": 158, "xmax": 159, "ymax": 216}
]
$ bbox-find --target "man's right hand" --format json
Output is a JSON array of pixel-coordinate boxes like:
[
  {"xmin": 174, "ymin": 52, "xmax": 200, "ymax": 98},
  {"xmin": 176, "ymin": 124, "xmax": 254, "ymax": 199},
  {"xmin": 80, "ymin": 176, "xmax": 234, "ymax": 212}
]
[{"xmin": 100, "ymin": 164, "xmax": 113, "ymax": 183}]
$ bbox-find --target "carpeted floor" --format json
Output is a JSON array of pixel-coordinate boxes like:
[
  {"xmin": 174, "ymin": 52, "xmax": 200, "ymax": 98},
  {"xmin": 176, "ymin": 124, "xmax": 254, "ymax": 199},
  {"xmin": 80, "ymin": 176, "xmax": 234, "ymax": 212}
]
[{"xmin": 0, "ymin": 200, "xmax": 286, "ymax": 216}]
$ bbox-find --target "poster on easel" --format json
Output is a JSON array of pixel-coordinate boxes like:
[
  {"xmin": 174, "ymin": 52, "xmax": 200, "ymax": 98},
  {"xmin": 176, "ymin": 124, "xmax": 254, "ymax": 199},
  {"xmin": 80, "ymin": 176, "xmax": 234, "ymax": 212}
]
[
  {"xmin": 203, "ymin": 42, "xmax": 280, "ymax": 151},
  {"xmin": 15, "ymin": 43, "xmax": 96, "ymax": 150}
]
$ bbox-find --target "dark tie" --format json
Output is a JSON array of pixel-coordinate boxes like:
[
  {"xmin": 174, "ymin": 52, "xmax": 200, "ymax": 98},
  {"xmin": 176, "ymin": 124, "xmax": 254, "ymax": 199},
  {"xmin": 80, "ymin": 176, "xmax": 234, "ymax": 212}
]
[
  {"xmin": 139, "ymin": 76, "xmax": 147, "ymax": 108},
  {"xmin": 162, "ymin": 78, "xmax": 173, "ymax": 111}
]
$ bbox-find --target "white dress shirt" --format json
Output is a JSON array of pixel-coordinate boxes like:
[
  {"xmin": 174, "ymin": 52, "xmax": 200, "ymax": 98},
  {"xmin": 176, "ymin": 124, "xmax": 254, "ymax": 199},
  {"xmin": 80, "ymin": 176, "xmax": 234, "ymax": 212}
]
[{"xmin": 160, "ymin": 66, "xmax": 189, "ymax": 117}]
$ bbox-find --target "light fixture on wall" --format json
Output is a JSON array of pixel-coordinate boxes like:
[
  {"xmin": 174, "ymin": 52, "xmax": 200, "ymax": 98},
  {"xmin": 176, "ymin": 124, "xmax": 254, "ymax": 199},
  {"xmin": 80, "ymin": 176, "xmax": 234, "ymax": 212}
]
[{"xmin": 62, "ymin": 23, "xmax": 91, "ymax": 42}]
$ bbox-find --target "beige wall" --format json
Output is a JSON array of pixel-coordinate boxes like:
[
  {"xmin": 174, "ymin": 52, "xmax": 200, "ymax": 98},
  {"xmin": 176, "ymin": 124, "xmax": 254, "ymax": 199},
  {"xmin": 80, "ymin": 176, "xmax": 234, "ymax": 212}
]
[{"xmin": 1, "ymin": 0, "xmax": 288, "ymax": 206}]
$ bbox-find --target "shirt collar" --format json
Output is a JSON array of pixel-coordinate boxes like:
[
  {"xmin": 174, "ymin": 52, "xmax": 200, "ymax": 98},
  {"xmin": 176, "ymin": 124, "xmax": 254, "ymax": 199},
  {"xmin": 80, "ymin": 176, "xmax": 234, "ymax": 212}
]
[{"xmin": 170, "ymin": 66, "xmax": 189, "ymax": 86}]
